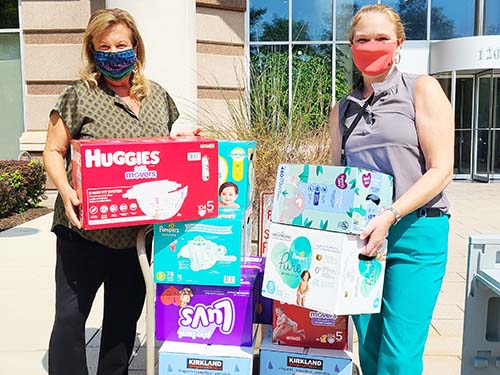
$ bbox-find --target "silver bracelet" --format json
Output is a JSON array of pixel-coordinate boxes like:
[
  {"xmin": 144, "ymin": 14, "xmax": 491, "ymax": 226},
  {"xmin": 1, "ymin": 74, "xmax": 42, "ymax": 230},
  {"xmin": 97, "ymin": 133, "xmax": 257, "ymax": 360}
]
[{"xmin": 386, "ymin": 206, "xmax": 402, "ymax": 224}]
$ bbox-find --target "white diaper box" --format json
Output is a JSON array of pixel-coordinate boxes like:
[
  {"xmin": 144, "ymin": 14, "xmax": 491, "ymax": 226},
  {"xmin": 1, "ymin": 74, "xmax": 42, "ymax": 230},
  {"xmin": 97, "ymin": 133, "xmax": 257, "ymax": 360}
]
[
  {"xmin": 71, "ymin": 137, "xmax": 219, "ymax": 229},
  {"xmin": 260, "ymin": 328, "xmax": 352, "ymax": 375},
  {"xmin": 262, "ymin": 223, "xmax": 386, "ymax": 315},
  {"xmin": 153, "ymin": 209, "xmax": 252, "ymax": 287},
  {"xmin": 272, "ymin": 164, "xmax": 393, "ymax": 234}
]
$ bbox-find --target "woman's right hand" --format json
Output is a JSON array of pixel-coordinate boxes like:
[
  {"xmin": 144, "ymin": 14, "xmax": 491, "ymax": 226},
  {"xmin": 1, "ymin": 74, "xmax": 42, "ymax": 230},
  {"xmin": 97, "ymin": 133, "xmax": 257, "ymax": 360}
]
[{"xmin": 60, "ymin": 185, "xmax": 81, "ymax": 228}]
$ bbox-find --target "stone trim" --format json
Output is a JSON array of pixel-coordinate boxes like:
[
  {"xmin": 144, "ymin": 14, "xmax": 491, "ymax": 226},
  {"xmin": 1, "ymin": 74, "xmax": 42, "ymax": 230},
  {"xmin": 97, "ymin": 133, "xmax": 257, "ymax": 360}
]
[
  {"xmin": 27, "ymin": 82, "xmax": 74, "ymax": 96},
  {"xmin": 198, "ymin": 87, "xmax": 244, "ymax": 100},
  {"xmin": 197, "ymin": 41, "xmax": 244, "ymax": 55},
  {"xmin": 24, "ymin": 30, "xmax": 84, "ymax": 45}
]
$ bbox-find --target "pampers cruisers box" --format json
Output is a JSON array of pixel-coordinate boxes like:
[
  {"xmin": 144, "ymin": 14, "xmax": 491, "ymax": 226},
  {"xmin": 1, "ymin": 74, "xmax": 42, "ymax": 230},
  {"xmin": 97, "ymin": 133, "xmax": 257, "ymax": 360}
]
[
  {"xmin": 260, "ymin": 328, "xmax": 352, "ymax": 375},
  {"xmin": 262, "ymin": 223, "xmax": 386, "ymax": 315},
  {"xmin": 153, "ymin": 210, "xmax": 249, "ymax": 287},
  {"xmin": 272, "ymin": 164, "xmax": 393, "ymax": 234},
  {"xmin": 272, "ymin": 301, "xmax": 348, "ymax": 350},
  {"xmin": 70, "ymin": 137, "xmax": 218, "ymax": 230},
  {"xmin": 155, "ymin": 267, "xmax": 258, "ymax": 346}
]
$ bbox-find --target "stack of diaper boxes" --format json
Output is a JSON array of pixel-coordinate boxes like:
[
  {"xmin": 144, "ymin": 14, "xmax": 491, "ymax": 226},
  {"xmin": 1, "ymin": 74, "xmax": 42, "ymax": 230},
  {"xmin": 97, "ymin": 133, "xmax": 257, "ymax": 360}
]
[
  {"xmin": 259, "ymin": 164, "xmax": 394, "ymax": 375},
  {"xmin": 153, "ymin": 140, "xmax": 270, "ymax": 374}
]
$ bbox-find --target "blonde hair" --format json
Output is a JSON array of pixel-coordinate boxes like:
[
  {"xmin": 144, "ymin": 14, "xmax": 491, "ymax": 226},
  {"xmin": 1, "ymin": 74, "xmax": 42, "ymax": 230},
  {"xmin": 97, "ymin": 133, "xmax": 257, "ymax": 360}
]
[
  {"xmin": 349, "ymin": 4, "xmax": 406, "ymax": 44},
  {"xmin": 80, "ymin": 8, "xmax": 148, "ymax": 101}
]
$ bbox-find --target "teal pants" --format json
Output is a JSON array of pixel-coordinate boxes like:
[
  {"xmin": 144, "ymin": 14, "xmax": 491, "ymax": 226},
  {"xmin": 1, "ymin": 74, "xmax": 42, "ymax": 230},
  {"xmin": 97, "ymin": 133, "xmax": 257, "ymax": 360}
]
[{"xmin": 353, "ymin": 211, "xmax": 449, "ymax": 375}]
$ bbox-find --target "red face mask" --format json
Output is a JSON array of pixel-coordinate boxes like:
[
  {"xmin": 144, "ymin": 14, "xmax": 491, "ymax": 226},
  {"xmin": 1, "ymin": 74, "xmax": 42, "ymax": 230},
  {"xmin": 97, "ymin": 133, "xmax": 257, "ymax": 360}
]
[{"xmin": 351, "ymin": 41, "xmax": 397, "ymax": 76}]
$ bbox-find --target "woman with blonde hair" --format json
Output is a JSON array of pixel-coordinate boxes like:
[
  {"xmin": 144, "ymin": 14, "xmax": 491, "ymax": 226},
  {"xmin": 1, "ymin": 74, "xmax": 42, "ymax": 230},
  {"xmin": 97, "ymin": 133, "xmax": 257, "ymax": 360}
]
[
  {"xmin": 43, "ymin": 8, "xmax": 181, "ymax": 374},
  {"xmin": 330, "ymin": 4, "xmax": 454, "ymax": 374}
]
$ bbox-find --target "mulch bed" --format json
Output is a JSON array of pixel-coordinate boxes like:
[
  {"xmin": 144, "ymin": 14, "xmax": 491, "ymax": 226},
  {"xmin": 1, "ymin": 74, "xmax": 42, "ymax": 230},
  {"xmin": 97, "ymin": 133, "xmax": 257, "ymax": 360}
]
[{"xmin": 0, "ymin": 207, "xmax": 53, "ymax": 232}]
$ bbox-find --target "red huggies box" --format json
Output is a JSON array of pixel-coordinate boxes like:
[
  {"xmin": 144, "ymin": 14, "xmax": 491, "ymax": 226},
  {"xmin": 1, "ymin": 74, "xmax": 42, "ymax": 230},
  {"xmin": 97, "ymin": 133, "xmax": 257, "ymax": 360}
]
[
  {"xmin": 272, "ymin": 301, "xmax": 348, "ymax": 350},
  {"xmin": 71, "ymin": 137, "xmax": 218, "ymax": 230}
]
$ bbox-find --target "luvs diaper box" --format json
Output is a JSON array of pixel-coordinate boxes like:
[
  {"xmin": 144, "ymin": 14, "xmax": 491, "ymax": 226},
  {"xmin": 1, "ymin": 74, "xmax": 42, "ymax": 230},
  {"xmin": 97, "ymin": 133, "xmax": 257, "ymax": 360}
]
[
  {"xmin": 155, "ymin": 268, "xmax": 258, "ymax": 346},
  {"xmin": 260, "ymin": 329, "xmax": 352, "ymax": 375},
  {"xmin": 272, "ymin": 164, "xmax": 393, "ymax": 234},
  {"xmin": 71, "ymin": 137, "xmax": 218, "ymax": 229},
  {"xmin": 262, "ymin": 223, "xmax": 386, "ymax": 315},
  {"xmin": 272, "ymin": 301, "xmax": 348, "ymax": 350},
  {"xmin": 217, "ymin": 140, "xmax": 256, "ymax": 212},
  {"xmin": 153, "ymin": 211, "xmax": 248, "ymax": 287}
]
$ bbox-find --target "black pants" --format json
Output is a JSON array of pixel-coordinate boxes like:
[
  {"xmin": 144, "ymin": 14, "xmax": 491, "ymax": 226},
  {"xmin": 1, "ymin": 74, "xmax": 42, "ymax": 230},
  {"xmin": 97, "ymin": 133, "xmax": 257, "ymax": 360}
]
[{"xmin": 48, "ymin": 228, "xmax": 146, "ymax": 375}]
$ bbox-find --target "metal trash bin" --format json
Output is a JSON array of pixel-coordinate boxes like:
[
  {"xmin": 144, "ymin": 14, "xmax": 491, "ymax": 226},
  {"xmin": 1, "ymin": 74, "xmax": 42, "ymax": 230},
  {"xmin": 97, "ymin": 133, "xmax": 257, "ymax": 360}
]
[{"xmin": 461, "ymin": 235, "xmax": 500, "ymax": 374}]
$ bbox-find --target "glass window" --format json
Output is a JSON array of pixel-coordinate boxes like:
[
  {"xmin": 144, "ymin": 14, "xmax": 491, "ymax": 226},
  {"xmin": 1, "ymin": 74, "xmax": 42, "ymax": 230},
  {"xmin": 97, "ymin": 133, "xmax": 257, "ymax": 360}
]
[
  {"xmin": 292, "ymin": 44, "xmax": 332, "ymax": 127},
  {"xmin": 292, "ymin": 0, "xmax": 332, "ymax": 41},
  {"xmin": 0, "ymin": 33, "xmax": 24, "ymax": 159},
  {"xmin": 484, "ymin": 0, "xmax": 500, "ymax": 35},
  {"xmin": 336, "ymin": 0, "xmax": 376, "ymax": 41},
  {"xmin": 250, "ymin": 46, "xmax": 289, "ymax": 127},
  {"xmin": 335, "ymin": 44, "xmax": 358, "ymax": 100},
  {"xmin": 382, "ymin": 0, "xmax": 427, "ymax": 40},
  {"xmin": 431, "ymin": 0, "xmax": 475, "ymax": 39},
  {"xmin": 0, "ymin": 0, "xmax": 19, "ymax": 29},
  {"xmin": 250, "ymin": 0, "xmax": 289, "ymax": 42},
  {"xmin": 454, "ymin": 77, "xmax": 474, "ymax": 175}
]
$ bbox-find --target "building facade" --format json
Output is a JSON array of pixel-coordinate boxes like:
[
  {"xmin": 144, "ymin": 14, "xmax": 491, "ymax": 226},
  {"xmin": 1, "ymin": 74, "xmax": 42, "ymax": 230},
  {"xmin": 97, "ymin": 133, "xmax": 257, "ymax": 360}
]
[{"xmin": 1, "ymin": 0, "xmax": 500, "ymax": 181}]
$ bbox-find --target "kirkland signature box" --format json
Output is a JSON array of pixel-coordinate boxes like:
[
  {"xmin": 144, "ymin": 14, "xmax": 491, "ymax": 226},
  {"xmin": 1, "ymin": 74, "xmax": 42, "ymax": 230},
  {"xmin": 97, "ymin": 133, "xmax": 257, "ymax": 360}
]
[
  {"xmin": 70, "ymin": 137, "xmax": 218, "ymax": 230},
  {"xmin": 260, "ymin": 329, "xmax": 352, "ymax": 375},
  {"xmin": 272, "ymin": 164, "xmax": 393, "ymax": 234},
  {"xmin": 262, "ymin": 223, "xmax": 386, "ymax": 315}
]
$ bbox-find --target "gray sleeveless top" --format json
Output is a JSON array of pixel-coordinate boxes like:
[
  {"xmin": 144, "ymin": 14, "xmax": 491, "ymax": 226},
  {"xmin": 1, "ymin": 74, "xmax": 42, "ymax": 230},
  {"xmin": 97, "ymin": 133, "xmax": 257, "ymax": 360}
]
[{"xmin": 339, "ymin": 68, "xmax": 450, "ymax": 212}]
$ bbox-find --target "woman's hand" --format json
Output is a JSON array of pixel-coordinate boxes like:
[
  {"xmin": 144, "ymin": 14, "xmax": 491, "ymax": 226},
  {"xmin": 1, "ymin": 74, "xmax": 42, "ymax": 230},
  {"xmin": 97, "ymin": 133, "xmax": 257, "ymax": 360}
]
[
  {"xmin": 173, "ymin": 127, "xmax": 202, "ymax": 137},
  {"xmin": 60, "ymin": 185, "xmax": 81, "ymax": 228},
  {"xmin": 359, "ymin": 210, "xmax": 395, "ymax": 258}
]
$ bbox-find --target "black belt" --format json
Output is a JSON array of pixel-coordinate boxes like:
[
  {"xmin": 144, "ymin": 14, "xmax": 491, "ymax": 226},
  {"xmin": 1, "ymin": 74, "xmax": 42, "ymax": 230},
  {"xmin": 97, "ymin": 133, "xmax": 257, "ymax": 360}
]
[{"xmin": 416, "ymin": 207, "xmax": 447, "ymax": 218}]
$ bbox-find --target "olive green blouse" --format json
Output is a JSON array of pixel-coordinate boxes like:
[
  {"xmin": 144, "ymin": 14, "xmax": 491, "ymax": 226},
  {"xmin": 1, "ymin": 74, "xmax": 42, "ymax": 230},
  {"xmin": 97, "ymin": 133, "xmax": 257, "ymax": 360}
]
[{"xmin": 51, "ymin": 79, "xmax": 179, "ymax": 249}]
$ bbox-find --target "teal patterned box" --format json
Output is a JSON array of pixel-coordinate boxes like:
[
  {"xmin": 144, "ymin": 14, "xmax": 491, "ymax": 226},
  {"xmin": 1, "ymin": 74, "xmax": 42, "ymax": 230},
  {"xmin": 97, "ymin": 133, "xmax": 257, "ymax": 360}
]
[{"xmin": 271, "ymin": 164, "xmax": 394, "ymax": 234}]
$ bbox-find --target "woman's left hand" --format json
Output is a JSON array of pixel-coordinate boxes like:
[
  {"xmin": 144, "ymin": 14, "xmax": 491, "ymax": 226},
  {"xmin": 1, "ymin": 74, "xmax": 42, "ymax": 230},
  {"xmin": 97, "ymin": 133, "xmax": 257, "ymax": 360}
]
[
  {"xmin": 173, "ymin": 127, "xmax": 202, "ymax": 137},
  {"xmin": 359, "ymin": 210, "xmax": 395, "ymax": 258}
]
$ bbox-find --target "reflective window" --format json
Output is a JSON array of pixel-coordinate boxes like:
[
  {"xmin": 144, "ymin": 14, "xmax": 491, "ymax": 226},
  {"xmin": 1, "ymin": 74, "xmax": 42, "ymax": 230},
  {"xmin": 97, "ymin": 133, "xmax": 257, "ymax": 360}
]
[
  {"xmin": 455, "ymin": 77, "xmax": 474, "ymax": 175},
  {"xmin": 484, "ymin": 0, "xmax": 500, "ymax": 35},
  {"xmin": 431, "ymin": 0, "xmax": 475, "ymax": 39},
  {"xmin": 0, "ymin": 33, "xmax": 24, "ymax": 159},
  {"xmin": 382, "ymin": 0, "xmax": 428, "ymax": 40},
  {"xmin": 336, "ymin": 44, "xmax": 358, "ymax": 99},
  {"xmin": 335, "ymin": 0, "xmax": 376, "ymax": 41},
  {"xmin": 292, "ymin": 0, "xmax": 332, "ymax": 41},
  {"xmin": 292, "ymin": 44, "xmax": 332, "ymax": 126},
  {"xmin": 250, "ymin": 0, "xmax": 289, "ymax": 41},
  {"xmin": 0, "ymin": 0, "xmax": 19, "ymax": 29}
]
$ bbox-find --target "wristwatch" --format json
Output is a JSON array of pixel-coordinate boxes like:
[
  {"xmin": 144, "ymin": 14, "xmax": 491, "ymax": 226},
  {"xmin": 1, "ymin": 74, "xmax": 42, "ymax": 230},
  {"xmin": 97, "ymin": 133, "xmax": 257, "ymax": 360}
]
[{"xmin": 386, "ymin": 206, "xmax": 402, "ymax": 224}]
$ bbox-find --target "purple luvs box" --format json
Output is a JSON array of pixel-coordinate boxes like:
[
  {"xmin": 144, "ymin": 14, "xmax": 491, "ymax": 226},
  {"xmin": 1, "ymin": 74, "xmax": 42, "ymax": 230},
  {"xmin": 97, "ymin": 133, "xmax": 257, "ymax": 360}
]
[
  {"xmin": 242, "ymin": 256, "xmax": 273, "ymax": 325},
  {"xmin": 156, "ymin": 267, "xmax": 258, "ymax": 346}
]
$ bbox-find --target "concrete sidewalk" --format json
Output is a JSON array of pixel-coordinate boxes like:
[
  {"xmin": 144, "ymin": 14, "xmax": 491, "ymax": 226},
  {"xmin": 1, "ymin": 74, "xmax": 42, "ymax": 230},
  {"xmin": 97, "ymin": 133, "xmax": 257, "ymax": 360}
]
[{"xmin": 1, "ymin": 182, "xmax": 499, "ymax": 375}]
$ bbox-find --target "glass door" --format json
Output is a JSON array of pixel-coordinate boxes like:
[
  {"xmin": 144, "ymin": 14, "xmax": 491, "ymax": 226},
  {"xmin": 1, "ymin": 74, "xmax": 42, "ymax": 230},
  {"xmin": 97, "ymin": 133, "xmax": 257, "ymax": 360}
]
[{"xmin": 473, "ymin": 70, "xmax": 494, "ymax": 182}]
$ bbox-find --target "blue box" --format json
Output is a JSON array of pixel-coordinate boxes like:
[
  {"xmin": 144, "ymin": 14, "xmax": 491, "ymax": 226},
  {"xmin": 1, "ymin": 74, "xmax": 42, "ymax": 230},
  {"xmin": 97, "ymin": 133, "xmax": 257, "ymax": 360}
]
[
  {"xmin": 218, "ymin": 140, "xmax": 256, "ymax": 212},
  {"xmin": 154, "ymin": 212, "xmax": 246, "ymax": 286},
  {"xmin": 260, "ymin": 329, "xmax": 352, "ymax": 375}
]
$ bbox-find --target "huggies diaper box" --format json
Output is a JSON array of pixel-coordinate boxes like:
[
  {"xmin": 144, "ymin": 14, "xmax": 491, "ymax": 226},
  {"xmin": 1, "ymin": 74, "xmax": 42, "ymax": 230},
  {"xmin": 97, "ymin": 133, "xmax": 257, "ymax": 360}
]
[
  {"xmin": 272, "ymin": 301, "xmax": 348, "ymax": 350},
  {"xmin": 260, "ymin": 328, "xmax": 352, "ymax": 375},
  {"xmin": 153, "ymin": 210, "xmax": 250, "ymax": 287},
  {"xmin": 272, "ymin": 164, "xmax": 393, "ymax": 234},
  {"xmin": 262, "ymin": 223, "xmax": 386, "ymax": 315},
  {"xmin": 71, "ymin": 137, "xmax": 218, "ymax": 230},
  {"xmin": 155, "ymin": 267, "xmax": 258, "ymax": 346},
  {"xmin": 217, "ymin": 140, "xmax": 256, "ymax": 212}
]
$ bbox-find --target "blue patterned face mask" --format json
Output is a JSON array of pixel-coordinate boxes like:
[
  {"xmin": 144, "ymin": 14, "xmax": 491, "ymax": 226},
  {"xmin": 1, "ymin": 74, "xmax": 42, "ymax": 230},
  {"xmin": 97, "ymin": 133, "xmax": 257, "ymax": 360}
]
[{"xmin": 93, "ymin": 49, "xmax": 137, "ymax": 81}]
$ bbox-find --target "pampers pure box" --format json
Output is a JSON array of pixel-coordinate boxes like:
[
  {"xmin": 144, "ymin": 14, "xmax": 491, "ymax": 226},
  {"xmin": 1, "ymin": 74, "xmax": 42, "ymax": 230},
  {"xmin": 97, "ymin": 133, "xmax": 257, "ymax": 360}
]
[
  {"xmin": 153, "ymin": 210, "xmax": 248, "ymax": 287},
  {"xmin": 71, "ymin": 137, "xmax": 218, "ymax": 230},
  {"xmin": 272, "ymin": 164, "xmax": 393, "ymax": 234},
  {"xmin": 217, "ymin": 140, "xmax": 256, "ymax": 212},
  {"xmin": 262, "ymin": 223, "xmax": 386, "ymax": 315},
  {"xmin": 155, "ymin": 267, "xmax": 258, "ymax": 346}
]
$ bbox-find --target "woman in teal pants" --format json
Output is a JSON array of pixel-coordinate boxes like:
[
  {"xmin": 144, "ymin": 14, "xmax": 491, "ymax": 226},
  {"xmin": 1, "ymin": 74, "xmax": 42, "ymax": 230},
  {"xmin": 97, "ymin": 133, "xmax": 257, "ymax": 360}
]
[{"xmin": 329, "ymin": 4, "xmax": 454, "ymax": 374}]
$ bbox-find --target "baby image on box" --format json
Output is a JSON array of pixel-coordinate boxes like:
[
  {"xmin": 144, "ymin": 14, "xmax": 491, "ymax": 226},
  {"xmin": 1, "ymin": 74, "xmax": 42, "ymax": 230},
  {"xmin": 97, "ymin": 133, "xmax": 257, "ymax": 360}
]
[{"xmin": 218, "ymin": 181, "xmax": 240, "ymax": 208}]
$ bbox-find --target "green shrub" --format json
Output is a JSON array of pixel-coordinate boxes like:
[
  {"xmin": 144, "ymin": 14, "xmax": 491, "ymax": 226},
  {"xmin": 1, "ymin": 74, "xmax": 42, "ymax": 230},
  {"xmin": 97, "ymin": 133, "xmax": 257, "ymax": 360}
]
[{"xmin": 0, "ymin": 160, "xmax": 46, "ymax": 218}]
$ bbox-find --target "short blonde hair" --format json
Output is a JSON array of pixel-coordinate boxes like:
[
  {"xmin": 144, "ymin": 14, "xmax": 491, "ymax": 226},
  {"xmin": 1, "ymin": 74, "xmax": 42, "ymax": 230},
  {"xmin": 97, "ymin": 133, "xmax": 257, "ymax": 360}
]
[
  {"xmin": 80, "ymin": 8, "xmax": 148, "ymax": 101},
  {"xmin": 349, "ymin": 4, "xmax": 406, "ymax": 44}
]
